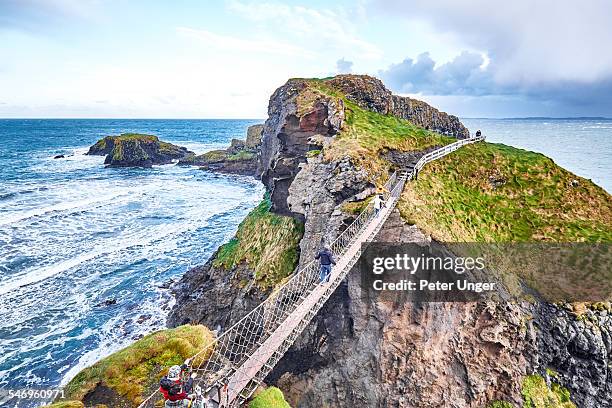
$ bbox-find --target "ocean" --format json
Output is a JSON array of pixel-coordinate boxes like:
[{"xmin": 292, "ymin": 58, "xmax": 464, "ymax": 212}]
[
  {"xmin": 0, "ymin": 119, "xmax": 265, "ymax": 407},
  {"xmin": 0, "ymin": 118, "xmax": 610, "ymax": 407}
]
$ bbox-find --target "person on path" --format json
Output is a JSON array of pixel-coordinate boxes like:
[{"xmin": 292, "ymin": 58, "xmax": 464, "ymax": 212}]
[
  {"xmin": 316, "ymin": 244, "xmax": 336, "ymax": 283},
  {"xmin": 159, "ymin": 359, "xmax": 197, "ymax": 407}
]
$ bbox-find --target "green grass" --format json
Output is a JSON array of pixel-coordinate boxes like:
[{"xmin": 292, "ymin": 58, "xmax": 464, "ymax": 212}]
[
  {"xmin": 306, "ymin": 149, "xmax": 321, "ymax": 158},
  {"xmin": 249, "ymin": 387, "xmax": 292, "ymax": 408},
  {"xmin": 341, "ymin": 195, "xmax": 374, "ymax": 214},
  {"xmin": 49, "ymin": 325, "xmax": 213, "ymax": 407},
  {"xmin": 297, "ymin": 79, "xmax": 454, "ymax": 185},
  {"xmin": 228, "ymin": 150, "xmax": 256, "ymax": 161},
  {"xmin": 397, "ymin": 142, "xmax": 611, "ymax": 301},
  {"xmin": 522, "ymin": 375, "xmax": 575, "ymax": 408},
  {"xmin": 487, "ymin": 402, "xmax": 513, "ymax": 408},
  {"xmin": 193, "ymin": 150, "xmax": 228, "ymax": 163},
  {"xmin": 214, "ymin": 194, "xmax": 304, "ymax": 288},
  {"xmin": 89, "ymin": 133, "xmax": 157, "ymax": 154},
  {"xmin": 44, "ymin": 402, "xmax": 85, "ymax": 408},
  {"xmin": 112, "ymin": 133, "xmax": 159, "ymax": 142},
  {"xmin": 182, "ymin": 149, "xmax": 255, "ymax": 164},
  {"xmin": 398, "ymin": 142, "xmax": 611, "ymax": 243}
]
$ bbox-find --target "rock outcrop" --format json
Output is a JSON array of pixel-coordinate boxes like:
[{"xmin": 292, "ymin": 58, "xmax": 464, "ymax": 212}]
[
  {"xmin": 168, "ymin": 75, "xmax": 610, "ymax": 407},
  {"xmin": 327, "ymin": 75, "xmax": 470, "ymax": 138},
  {"xmin": 178, "ymin": 124, "xmax": 263, "ymax": 177},
  {"xmin": 87, "ymin": 133, "xmax": 192, "ymax": 167},
  {"xmin": 269, "ymin": 212, "xmax": 612, "ymax": 408},
  {"xmin": 167, "ymin": 252, "xmax": 267, "ymax": 330}
]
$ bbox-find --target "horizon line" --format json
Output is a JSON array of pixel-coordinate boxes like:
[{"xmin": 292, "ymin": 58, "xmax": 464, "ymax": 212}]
[{"xmin": 0, "ymin": 116, "xmax": 610, "ymax": 121}]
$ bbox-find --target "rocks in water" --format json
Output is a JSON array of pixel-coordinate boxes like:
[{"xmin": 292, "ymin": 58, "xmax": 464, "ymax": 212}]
[
  {"xmin": 158, "ymin": 278, "xmax": 175, "ymax": 290},
  {"xmin": 246, "ymin": 124, "xmax": 264, "ymax": 148},
  {"xmin": 178, "ymin": 124, "xmax": 263, "ymax": 177},
  {"xmin": 86, "ymin": 133, "xmax": 193, "ymax": 168},
  {"xmin": 95, "ymin": 298, "xmax": 117, "ymax": 307},
  {"xmin": 53, "ymin": 154, "xmax": 65, "ymax": 159}
]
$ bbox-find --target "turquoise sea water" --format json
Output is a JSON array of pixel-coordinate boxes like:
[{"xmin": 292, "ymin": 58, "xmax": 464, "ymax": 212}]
[{"xmin": 0, "ymin": 118, "xmax": 609, "ymax": 407}]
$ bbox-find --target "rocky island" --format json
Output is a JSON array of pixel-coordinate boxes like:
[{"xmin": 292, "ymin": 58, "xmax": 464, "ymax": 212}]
[
  {"xmin": 86, "ymin": 133, "xmax": 193, "ymax": 167},
  {"xmin": 178, "ymin": 124, "xmax": 264, "ymax": 176},
  {"xmin": 52, "ymin": 75, "xmax": 611, "ymax": 408}
]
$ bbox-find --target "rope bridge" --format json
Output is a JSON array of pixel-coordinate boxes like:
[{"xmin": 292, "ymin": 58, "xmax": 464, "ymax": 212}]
[{"xmin": 139, "ymin": 135, "xmax": 484, "ymax": 408}]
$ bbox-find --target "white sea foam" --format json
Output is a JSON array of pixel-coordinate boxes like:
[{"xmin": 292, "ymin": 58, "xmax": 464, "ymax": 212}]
[
  {"xmin": 0, "ymin": 218, "xmax": 202, "ymax": 296},
  {"xmin": 0, "ymin": 190, "xmax": 133, "ymax": 226},
  {"xmin": 0, "ymin": 149, "xmax": 264, "ymax": 394}
]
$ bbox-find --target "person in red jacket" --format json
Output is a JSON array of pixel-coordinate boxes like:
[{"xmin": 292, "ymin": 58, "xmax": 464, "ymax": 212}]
[{"xmin": 159, "ymin": 359, "xmax": 196, "ymax": 407}]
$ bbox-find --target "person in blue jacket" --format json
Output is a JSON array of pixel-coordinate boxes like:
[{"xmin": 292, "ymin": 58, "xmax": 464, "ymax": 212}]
[{"xmin": 316, "ymin": 244, "xmax": 336, "ymax": 283}]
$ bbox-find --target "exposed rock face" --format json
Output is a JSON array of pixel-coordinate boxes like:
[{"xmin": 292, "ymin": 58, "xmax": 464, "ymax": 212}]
[
  {"xmin": 269, "ymin": 212, "xmax": 536, "ymax": 408},
  {"xmin": 167, "ymin": 253, "xmax": 268, "ymax": 330},
  {"xmin": 246, "ymin": 124, "xmax": 264, "ymax": 148},
  {"xmin": 169, "ymin": 75, "xmax": 609, "ymax": 407},
  {"xmin": 327, "ymin": 75, "xmax": 470, "ymax": 138},
  {"xmin": 533, "ymin": 302, "xmax": 612, "ymax": 407},
  {"xmin": 391, "ymin": 95, "xmax": 469, "ymax": 139},
  {"xmin": 269, "ymin": 212, "xmax": 612, "ymax": 408},
  {"xmin": 87, "ymin": 133, "xmax": 192, "ymax": 167},
  {"xmin": 178, "ymin": 124, "xmax": 263, "ymax": 177},
  {"xmin": 260, "ymin": 79, "xmax": 346, "ymax": 218}
]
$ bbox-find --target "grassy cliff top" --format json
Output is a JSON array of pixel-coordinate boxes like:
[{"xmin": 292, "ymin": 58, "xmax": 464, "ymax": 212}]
[
  {"xmin": 398, "ymin": 142, "xmax": 611, "ymax": 242},
  {"xmin": 110, "ymin": 133, "xmax": 160, "ymax": 141},
  {"xmin": 45, "ymin": 325, "xmax": 213, "ymax": 408},
  {"xmin": 214, "ymin": 194, "xmax": 304, "ymax": 289},
  {"xmin": 396, "ymin": 141, "xmax": 611, "ymax": 301},
  {"xmin": 297, "ymin": 79, "xmax": 455, "ymax": 185}
]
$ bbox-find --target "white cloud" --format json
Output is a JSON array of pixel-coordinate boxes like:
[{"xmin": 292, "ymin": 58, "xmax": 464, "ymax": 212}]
[
  {"xmin": 375, "ymin": 0, "xmax": 612, "ymax": 85},
  {"xmin": 176, "ymin": 27, "xmax": 313, "ymax": 57},
  {"xmin": 227, "ymin": 0, "xmax": 382, "ymax": 59},
  {"xmin": 375, "ymin": 0, "xmax": 612, "ymax": 115},
  {"xmin": 336, "ymin": 58, "xmax": 353, "ymax": 74}
]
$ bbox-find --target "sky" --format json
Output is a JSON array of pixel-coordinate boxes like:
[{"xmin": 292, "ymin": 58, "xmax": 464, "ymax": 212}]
[{"xmin": 0, "ymin": 0, "xmax": 611, "ymax": 118}]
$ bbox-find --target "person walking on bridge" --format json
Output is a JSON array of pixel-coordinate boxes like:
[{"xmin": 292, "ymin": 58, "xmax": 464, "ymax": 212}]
[
  {"xmin": 159, "ymin": 359, "xmax": 197, "ymax": 407},
  {"xmin": 316, "ymin": 243, "xmax": 336, "ymax": 284},
  {"xmin": 373, "ymin": 193, "xmax": 385, "ymax": 216}
]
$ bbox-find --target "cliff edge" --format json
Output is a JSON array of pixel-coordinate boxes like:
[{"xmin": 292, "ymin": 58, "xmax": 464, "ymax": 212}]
[{"xmin": 169, "ymin": 74, "xmax": 611, "ymax": 407}]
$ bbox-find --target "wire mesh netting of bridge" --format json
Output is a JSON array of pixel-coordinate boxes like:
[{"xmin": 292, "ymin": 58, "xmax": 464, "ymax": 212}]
[{"xmin": 138, "ymin": 135, "xmax": 484, "ymax": 408}]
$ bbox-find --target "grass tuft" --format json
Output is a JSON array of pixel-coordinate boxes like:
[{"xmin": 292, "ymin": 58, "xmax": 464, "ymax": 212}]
[
  {"xmin": 213, "ymin": 194, "xmax": 304, "ymax": 288},
  {"xmin": 249, "ymin": 387, "xmax": 292, "ymax": 408},
  {"xmin": 50, "ymin": 325, "xmax": 213, "ymax": 407},
  {"xmin": 522, "ymin": 374, "xmax": 575, "ymax": 408}
]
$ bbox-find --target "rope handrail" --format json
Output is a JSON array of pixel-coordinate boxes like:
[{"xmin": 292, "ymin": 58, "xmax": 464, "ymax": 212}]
[{"xmin": 138, "ymin": 134, "xmax": 485, "ymax": 408}]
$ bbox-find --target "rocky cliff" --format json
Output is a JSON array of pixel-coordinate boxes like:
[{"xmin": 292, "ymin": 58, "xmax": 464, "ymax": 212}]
[
  {"xmin": 169, "ymin": 75, "xmax": 611, "ymax": 407},
  {"xmin": 270, "ymin": 212, "xmax": 611, "ymax": 408},
  {"xmin": 326, "ymin": 75, "xmax": 470, "ymax": 138},
  {"xmin": 178, "ymin": 124, "xmax": 264, "ymax": 176}
]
